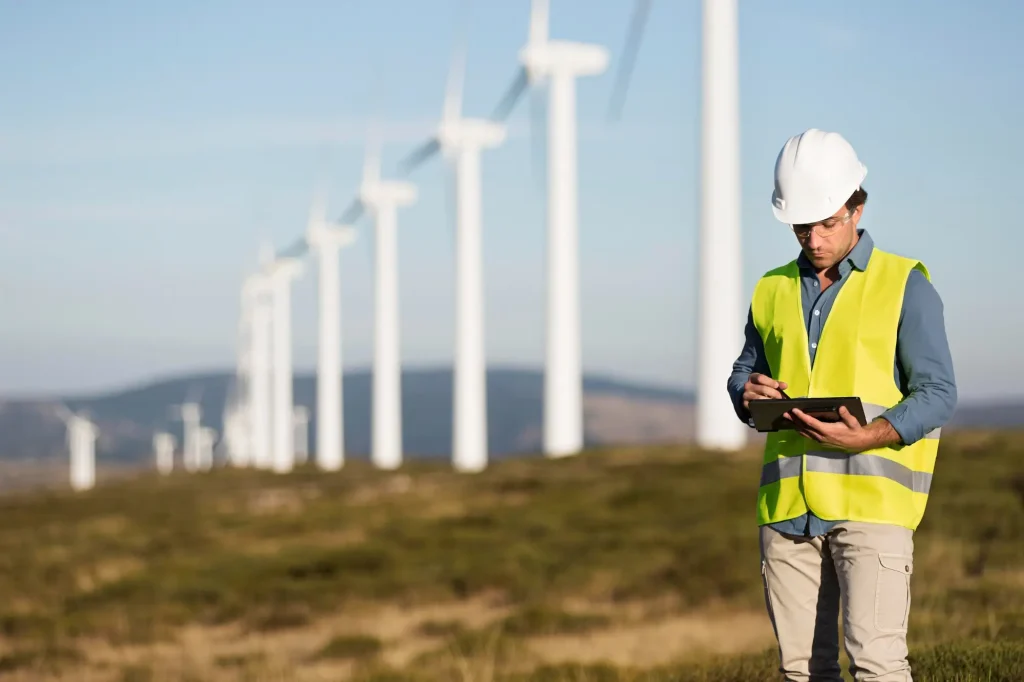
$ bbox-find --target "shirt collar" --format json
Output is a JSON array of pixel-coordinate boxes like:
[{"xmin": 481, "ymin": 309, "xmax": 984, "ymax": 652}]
[{"xmin": 797, "ymin": 229, "xmax": 874, "ymax": 274}]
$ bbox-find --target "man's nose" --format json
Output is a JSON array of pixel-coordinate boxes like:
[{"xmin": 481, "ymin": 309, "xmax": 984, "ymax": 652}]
[{"xmin": 805, "ymin": 230, "xmax": 822, "ymax": 248}]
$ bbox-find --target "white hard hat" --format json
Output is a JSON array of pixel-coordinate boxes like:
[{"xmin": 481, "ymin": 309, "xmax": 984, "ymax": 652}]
[{"xmin": 771, "ymin": 128, "xmax": 868, "ymax": 225}]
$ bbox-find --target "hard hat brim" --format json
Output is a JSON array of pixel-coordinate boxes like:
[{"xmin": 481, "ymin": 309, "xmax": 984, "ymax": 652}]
[{"xmin": 771, "ymin": 163, "xmax": 868, "ymax": 225}]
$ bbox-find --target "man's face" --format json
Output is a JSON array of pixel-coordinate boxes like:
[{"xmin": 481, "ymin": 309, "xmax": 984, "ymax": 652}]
[{"xmin": 792, "ymin": 203, "xmax": 863, "ymax": 270}]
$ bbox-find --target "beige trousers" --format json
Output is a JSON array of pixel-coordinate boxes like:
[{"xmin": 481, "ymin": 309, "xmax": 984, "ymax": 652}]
[{"xmin": 759, "ymin": 521, "xmax": 915, "ymax": 681}]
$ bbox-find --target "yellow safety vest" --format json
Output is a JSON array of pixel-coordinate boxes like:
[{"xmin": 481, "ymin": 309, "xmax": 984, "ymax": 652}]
[{"xmin": 750, "ymin": 247, "xmax": 941, "ymax": 531}]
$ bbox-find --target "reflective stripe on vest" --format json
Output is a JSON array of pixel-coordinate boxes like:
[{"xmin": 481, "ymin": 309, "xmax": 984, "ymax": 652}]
[{"xmin": 750, "ymin": 247, "xmax": 940, "ymax": 531}]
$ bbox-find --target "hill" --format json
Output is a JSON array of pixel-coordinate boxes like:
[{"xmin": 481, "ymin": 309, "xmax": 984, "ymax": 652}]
[
  {"xmin": 0, "ymin": 367, "xmax": 695, "ymax": 466},
  {"xmin": 1, "ymin": 366, "xmax": 1019, "ymax": 491},
  {"xmin": 0, "ymin": 431, "xmax": 1020, "ymax": 680}
]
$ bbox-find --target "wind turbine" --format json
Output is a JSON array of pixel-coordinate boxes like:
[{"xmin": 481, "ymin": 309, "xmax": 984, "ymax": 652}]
[
  {"xmin": 337, "ymin": 143, "xmax": 418, "ymax": 470},
  {"xmin": 293, "ymin": 405, "xmax": 310, "ymax": 464},
  {"xmin": 196, "ymin": 426, "xmax": 216, "ymax": 470},
  {"xmin": 170, "ymin": 392, "xmax": 202, "ymax": 472},
  {"xmin": 398, "ymin": 7, "xmax": 506, "ymax": 473},
  {"xmin": 490, "ymin": 0, "xmax": 609, "ymax": 458},
  {"xmin": 56, "ymin": 405, "xmax": 98, "ymax": 491},
  {"xmin": 221, "ymin": 280, "xmax": 256, "ymax": 468},
  {"xmin": 246, "ymin": 247, "xmax": 275, "ymax": 469},
  {"xmin": 608, "ymin": 0, "xmax": 747, "ymax": 451},
  {"xmin": 302, "ymin": 187, "xmax": 357, "ymax": 472},
  {"xmin": 263, "ymin": 254, "xmax": 303, "ymax": 473},
  {"xmin": 153, "ymin": 431, "xmax": 175, "ymax": 475}
]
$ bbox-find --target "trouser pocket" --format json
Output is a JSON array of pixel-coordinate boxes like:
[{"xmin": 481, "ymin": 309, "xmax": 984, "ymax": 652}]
[{"xmin": 875, "ymin": 552, "xmax": 913, "ymax": 632}]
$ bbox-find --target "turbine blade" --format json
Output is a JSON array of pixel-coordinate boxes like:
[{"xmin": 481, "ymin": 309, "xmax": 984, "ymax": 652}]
[
  {"xmin": 363, "ymin": 132, "xmax": 381, "ymax": 184},
  {"xmin": 490, "ymin": 67, "xmax": 529, "ymax": 121},
  {"xmin": 338, "ymin": 198, "xmax": 364, "ymax": 225},
  {"xmin": 397, "ymin": 138, "xmax": 441, "ymax": 176},
  {"xmin": 607, "ymin": 0, "xmax": 653, "ymax": 121},
  {"xmin": 530, "ymin": 83, "xmax": 548, "ymax": 188},
  {"xmin": 444, "ymin": 0, "xmax": 472, "ymax": 123},
  {"xmin": 54, "ymin": 403, "xmax": 73, "ymax": 423},
  {"xmin": 528, "ymin": 0, "xmax": 549, "ymax": 46},
  {"xmin": 308, "ymin": 167, "xmax": 330, "ymax": 230},
  {"xmin": 280, "ymin": 237, "xmax": 309, "ymax": 259}
]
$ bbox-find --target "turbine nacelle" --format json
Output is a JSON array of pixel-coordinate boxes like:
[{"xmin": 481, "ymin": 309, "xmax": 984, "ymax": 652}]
[
  {"xmin": 359, "ymin": 180, "xmax": 418, "ymax": 211},
  {"xmin": 179, "ymin": 403, "xmax": 200, "ymax": 421},
  {"xmin": 264, "ymin": 256, "xmax": 303, "ymax": 282},
  {"xmin": 438, "ymin": 118, "xmax": 507, "ymax": 154},
  {"xmin": 520, "ymin": 41, "xmax": 610, "ymax": 80},
  {"xmin": 242, "ymin": 272, "xmax": 271, "ymax": 297},
  {"xmin": 307, "ymin": 222, "xmax": 357, "ymax": 250}
]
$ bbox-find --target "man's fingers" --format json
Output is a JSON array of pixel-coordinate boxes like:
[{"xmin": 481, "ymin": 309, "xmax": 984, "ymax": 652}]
[
  {"xmin": 751, "ymin": 373, "xmax": 780, "ymax": 388},
  {"xmin": 791, "ymin": 408, "xmax": 823, "ymax": 431},
  {"xmin": 838, "ymin": 405, "xmax": 860, "ymax": 428},
  {"xmin": 744, "ymin": 384, "xmax": 785, "ymax": 401}
]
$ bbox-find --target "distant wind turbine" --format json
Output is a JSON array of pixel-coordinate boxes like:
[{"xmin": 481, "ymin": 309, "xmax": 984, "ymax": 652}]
[
  {"xmin": 293, "ymin": 405, "xmax": 310, "ymax": 465},
  {"xmin": 153, "ymin": 431, "xmax": 175, "ymax": 475},
  {"xmin": 245, "ymin": 253, "xmax": 275, "ymax": 469},
  {"xmin": 57, "ymin": 405, "xmax": 98, "ymax": 491},
  {"xmin": 170, "ymin": 391, "xmax": 202, "ymax": 472},
  {"xmin": 196, "ymin": 426, "xmax": 216, "ymax": 470},
  {"xmin": 398, "ymin": 1, "xmax": 506, "ymax": 473},
  {"xmin": 608, "ymin": 0, "xmax": 746, "ymax": 451},
  {"xmin": 489, "ymin": 0, "xmax": 609, "ymax": 458},
  {"xmin": 263, "ymin": 254, "xmax": 303, "ymax": 473},
  {"xmin": 337, "ymin": 142, "xmax": 418, "ymax": 470},
  {"xmin": 282, "ymin": 182, "xmax": 358, "ymax": 472}
]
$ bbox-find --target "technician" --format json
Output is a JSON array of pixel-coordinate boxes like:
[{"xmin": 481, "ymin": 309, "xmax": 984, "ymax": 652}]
[{"xmin": 727, "ymin": 129, "xmax": 957, "ymax": 681}]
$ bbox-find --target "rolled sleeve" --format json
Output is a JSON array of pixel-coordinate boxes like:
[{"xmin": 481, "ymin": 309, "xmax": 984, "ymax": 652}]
[
  {"xmin": 880, "ymin": 269, "xmax": 958, "ymax": 444},
  {"xmin": 727, "ymin": 306, "xmax": 771, "ymax": 426}
]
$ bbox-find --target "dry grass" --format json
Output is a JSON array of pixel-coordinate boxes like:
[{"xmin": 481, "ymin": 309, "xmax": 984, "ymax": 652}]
[{"xmin": 0, "ymin": 429, "xmax": 1020, "ymax": 680}]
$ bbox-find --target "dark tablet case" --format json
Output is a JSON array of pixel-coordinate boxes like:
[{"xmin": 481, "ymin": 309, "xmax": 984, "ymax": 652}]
[{"xmin": 748, "ymin": 397, "xmax": 867, "ymax": 433}]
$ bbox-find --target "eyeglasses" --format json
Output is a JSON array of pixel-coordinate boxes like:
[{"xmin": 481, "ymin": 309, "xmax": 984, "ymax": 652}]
[{"xmin": 792, "ymin": 210, "xmax": 851, "ymax": 238}]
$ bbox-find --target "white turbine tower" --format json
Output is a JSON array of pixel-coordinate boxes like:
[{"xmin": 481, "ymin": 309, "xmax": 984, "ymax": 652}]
[
  {"xmin": 337, "ymin": 144, "xmax": 418, "ymax": 470},
  {"xmin": 490, "ymin": 0, "xmax": 609, "ymax": 458},
  {"xmin": 171, "ymin": 396, "xmax": 202, "ymax": 472},
  {"xmin": 398, "ymin": 12, "xmax": 506, "ymax": 473},
  {"xmin": 57, "ymin": 405, "xmax": 97, "ymax": 491},
  {"xmin": 221, "ymin": 280, "xmax": 256, "ymax": 468},
  {"xmin": 196, "ymin": 426, "xmax": 216, "ymax": 470},
  {"xmin": 246, "ymin": 250, "xmax": 275, "ymax": 469},
  {"xmin": 303, "ymin": 190, "xmax": 357, "ymax": 471},
  {"xmin": 293, "ymin": 405, "xmax": 310, "ymax": 464},
  {"xmin": 153, "ymin": 431, "xmax": 175, "ymax": 475},
  {"xmin": 264, "ymin": 254, "xmax": 303, "ymax": 473},
  {"xmin": 608, "ymin": 0, "xmax": 746, "ymax": 451}
]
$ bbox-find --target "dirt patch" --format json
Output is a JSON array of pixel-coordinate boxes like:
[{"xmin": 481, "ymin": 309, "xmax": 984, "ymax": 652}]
[{"xmin": 525, "ymin": 608, "xmax": 774, "ymax": 667}]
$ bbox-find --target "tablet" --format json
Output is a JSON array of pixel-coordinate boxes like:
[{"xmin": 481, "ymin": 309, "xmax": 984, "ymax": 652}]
[{"xmin": 748, "ymin": 397, "xmax": 867, "ymax": 433}]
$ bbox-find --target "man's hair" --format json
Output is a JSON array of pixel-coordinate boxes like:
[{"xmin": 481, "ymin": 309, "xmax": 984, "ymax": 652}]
[{"xmin": 845, "ymin": 186, "xmax": 868, "ymax": 211}]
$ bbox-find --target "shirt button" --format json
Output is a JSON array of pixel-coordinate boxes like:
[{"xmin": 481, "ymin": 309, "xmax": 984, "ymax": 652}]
[
  {"xmin": 813, "ymin": 281, "xmax": 819, "ymax": 287},
  {"xmin": 811, "ymin": 343, "xmax": 817, "ymax": 349},
  {"xmin": 814, "ymin": 310, "xmax": 820, "ymax": 316}
]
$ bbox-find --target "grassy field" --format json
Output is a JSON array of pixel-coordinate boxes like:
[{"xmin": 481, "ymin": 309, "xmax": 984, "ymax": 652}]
[{"xmin": 0, "ymin": 430, "xmax": 1021, "ymax": 680}]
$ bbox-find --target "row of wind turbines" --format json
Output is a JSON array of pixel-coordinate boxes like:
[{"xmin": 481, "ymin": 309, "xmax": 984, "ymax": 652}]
[
  {"xmin": 61, "ymin": 0, "xmax": 748, "ymax": 492},
  {"xmin": 219, "ymin": 0, "xmax": 748, "ymax": 476}
]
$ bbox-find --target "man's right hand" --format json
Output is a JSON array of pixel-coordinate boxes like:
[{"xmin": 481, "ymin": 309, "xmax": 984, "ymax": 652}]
[{"xmin": 742, "ymin": 373, "xmax": 788, "ymax": 409}]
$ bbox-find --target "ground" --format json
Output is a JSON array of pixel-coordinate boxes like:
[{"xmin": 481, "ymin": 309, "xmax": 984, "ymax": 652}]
[{"xmin": 0, "ymin": 430, "xmax": 1021, "ymax": 681}]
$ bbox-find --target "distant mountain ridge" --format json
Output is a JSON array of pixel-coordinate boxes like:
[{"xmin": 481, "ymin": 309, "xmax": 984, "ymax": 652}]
[
  {"xmin": 0, "ymin": 367, "xmax": 695, "ymax": 464},
  {"xmin": 0, "ymin": 367, "xmax": 1017, "ymax": 467}
]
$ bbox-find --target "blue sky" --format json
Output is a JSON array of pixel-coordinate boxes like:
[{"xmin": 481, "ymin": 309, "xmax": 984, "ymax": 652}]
[{"xmin": 1, "ymin": 0, "xmax": 1021, "ymax": 402}]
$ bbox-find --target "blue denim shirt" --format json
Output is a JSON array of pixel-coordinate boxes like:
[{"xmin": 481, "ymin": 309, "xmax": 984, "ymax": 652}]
[{"xmin": 727, "ymin": 229, "xmax": 957, "ymax": 536}]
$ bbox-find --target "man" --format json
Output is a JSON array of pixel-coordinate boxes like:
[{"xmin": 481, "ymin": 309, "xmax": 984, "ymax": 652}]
[{"xmin": 727, "ymin": 128, "xmax": 957, "ymax": 681}]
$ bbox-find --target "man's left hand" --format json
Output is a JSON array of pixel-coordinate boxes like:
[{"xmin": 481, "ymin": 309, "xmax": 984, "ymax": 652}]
[{"xmin": 786, "ymin": 406, "xmax": 869, "ymax": 451}]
